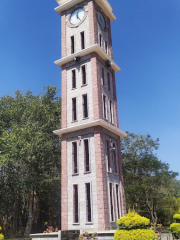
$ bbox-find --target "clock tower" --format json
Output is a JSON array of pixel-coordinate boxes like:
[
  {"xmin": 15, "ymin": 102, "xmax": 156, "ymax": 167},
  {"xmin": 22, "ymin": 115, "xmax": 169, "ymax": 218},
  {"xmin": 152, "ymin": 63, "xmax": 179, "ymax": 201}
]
[{"xmin": 54, "ymin": 0, "xmax": 126, "ymax": 234}]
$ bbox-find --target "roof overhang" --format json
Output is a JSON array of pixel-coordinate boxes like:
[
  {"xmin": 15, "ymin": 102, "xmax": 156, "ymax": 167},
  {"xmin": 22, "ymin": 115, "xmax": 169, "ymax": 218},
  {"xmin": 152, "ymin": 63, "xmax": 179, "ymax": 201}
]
[
  {"xmin": 55, "ymin": 0, "xmax": 116, "ymax": 22},
  {"xmin": 53, "ymin": 119, "xmax": 127, "ymax": 138},
  {"xmin": 54, "ymin": 44, "xmax": 121, "ymax": 72}
]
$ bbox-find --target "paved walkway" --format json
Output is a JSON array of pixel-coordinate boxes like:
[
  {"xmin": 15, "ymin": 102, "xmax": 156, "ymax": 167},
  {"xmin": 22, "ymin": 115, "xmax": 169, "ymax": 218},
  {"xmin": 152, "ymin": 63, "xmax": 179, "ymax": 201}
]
[{"xmin": 160, "ymin": 233, "xmax": 174, "ymax": 240}]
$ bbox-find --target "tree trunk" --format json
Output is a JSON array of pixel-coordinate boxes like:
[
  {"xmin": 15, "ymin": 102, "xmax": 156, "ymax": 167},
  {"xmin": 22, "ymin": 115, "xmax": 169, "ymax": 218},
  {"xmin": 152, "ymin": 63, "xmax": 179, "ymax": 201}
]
[{"xmin": 24, "ymin": 190, "xmax": 37, "ymax": 237}]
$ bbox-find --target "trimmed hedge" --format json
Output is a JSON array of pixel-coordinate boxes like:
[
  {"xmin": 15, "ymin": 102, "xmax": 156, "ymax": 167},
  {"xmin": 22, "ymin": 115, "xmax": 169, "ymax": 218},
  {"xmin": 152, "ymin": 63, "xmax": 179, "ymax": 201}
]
[
  {"xmin": 115, "ymin": 211, "xmax": 156, "ymax": 240},
  {"xmin": 117, "ymin": 211, "xmax": 150, "ymax": 229},
  {"xmin": 170, "ymin": 223, "xmax": 180, "ymax": 239},
  {"xmin": 114, "ymin": 229, "xmax": 157, "ymax": 240},
  {"xmin": 173, "ymin": 214, "xmax": 180, "ymax": 222}
]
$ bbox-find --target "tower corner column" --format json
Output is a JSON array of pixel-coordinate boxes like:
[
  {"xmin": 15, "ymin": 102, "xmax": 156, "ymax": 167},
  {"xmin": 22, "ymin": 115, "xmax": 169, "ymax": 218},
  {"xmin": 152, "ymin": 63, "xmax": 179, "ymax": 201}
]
[
  {"xmin": 94, "ymin": 126, "xmax": 109, "ymax": 230},
  {"xmin": 61, "ymin": 134, "xmax": 68, "ymax": 230}
]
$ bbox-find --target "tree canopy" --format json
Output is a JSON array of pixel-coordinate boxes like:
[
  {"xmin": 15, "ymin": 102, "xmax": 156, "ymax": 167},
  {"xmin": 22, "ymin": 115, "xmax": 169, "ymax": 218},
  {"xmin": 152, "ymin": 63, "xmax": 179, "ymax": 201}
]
[
  {"xmin": 121, "ymin": 132, "xmax": 180, "ymax": 226},
  {"xmin": 0, "ymin": 86, "xmax": 61, "ymax": 237}
]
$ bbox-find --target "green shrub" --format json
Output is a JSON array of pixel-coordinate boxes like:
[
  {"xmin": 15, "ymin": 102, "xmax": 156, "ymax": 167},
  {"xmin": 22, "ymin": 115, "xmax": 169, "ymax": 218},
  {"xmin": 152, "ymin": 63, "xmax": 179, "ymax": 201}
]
[
  {"xmin": 117, "ymin": 211, "xmax": 150, "ymax": 229},
  {"xmin": 173, "ymin": 214, "xmax": 180, "ymax": 222},
  {"xmin": 170, "ymin": 223, "xmax": 180, "ymax": 239},
  {"xmin": 114, "ymin": 229, "xmax": 157, "ymax": 240},
  {"xmin": 0, "ymin": 227, "xmax": 4, "ymax": 240}
]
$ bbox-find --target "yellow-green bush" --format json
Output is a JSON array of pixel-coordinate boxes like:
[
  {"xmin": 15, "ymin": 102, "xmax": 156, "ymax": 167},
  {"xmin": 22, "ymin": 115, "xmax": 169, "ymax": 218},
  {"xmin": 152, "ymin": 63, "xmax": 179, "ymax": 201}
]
[
  {"xmin": 117, "ymin": 211, "xmax": 150, "ymax": 229},
  {"xmin": 115, "ymin": 211, "xmax": 156, "ymax": 240},
  {"xmin": 173, "ymin": 214, "xmax": 180, "ymax": 222},
  {"xmin": 0, "ymin": 227, "xmax": 4, "ymax": 240},
  {"xmin": 114, "ymin": 229, "xmax": 157, "ymax": 240},
  {"xmin": 170, "ymin": 223, "xmax": 180, "ymax": 239}
]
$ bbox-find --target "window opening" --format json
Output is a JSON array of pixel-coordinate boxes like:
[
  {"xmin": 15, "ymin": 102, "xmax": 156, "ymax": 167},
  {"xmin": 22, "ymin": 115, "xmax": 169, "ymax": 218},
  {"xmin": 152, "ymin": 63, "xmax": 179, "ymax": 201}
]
[
  {"xmin": 110, "ymin": 100, "xmax": 113, "ymax": 123},
  {"xmin": 82, "ymin": 65, "xmax": 87, "ymax": 85},
  {"xmin": 83, "ymin": 94, "xmax": 88, "ymax": 118},
  {"xmin": 103, "ymin": 95, "xmax": 106, "ymax": 119},
  {"xmin": 102, "ymin": 68, "xmax": 105, "ymax": 86},
  {"xmin": 72, "ymin": 70, "xmax": 76, "ymax": 89},
  {"xmin": 86, "ymin": 183, "xmax": 92, "ymax": 222},
  {"xmin": 116, "ymin": 184, "xmax": 121, "ymax": 219},
  {"xmin": 107, "ymin": 72, "xmax": 110, "ymax": 91},
  {"xmin": 73, "ymin": 185, "xmax": 79, "ymax": 223},
  {"xmin": 106, "ymin": 140, "xmax": 111, "ymax": 172},
  {"xmin": 71, "ymin": 36, "xmax": 75, "ymax": 54},
  {"xmin": 72, "ymin": 98, "xmax": 77, "ymax": 121},
  {"xmin": 113, "ymin": 143, "xmax": 117, "ymax": 174},
  {"xmin": 99, "ymin": 34, "xmax": 102, "ymax": 47},
  {"xmin": 84, "ymin": 139, "xmax": 90, "ymax": 172},
  {"xmin": 81, "ymin": 32, "xmax": 85, "ymax": 50},
  {"xmin": 109, "ymin": 182, "xmax": 114, "ymax": 222},
  {"xmin": 72, "ymin": 142, "xmax": 78, "ymax": 174},
  {"xmin": 105, "ymin": 41, "xmax": 108, "ymax": 53}
]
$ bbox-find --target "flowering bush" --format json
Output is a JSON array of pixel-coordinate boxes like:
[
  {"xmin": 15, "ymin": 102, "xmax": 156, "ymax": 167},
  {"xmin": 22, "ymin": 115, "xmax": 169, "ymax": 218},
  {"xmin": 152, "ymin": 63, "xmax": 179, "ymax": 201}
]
[
  {"xmin": 150, "ymin": 223, "xmax": 162, "ymax": 239},
  {"xmin": 43, "ymin": 222, "xmax": 58, "ymax": 233},
  {"xmin": 0, "ymin": 227, "xmax": 4, "ymax": 240},
  {"xmin": 79, "ymin": 232, "xmax": 98, "ymax": 239}
]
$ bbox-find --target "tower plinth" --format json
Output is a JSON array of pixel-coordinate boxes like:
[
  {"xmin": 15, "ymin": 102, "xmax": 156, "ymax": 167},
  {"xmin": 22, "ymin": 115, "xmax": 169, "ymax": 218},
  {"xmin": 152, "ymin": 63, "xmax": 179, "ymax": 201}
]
[{"xmin": 54, "ymin": 0, "xmax": 127, "ymax": 234}]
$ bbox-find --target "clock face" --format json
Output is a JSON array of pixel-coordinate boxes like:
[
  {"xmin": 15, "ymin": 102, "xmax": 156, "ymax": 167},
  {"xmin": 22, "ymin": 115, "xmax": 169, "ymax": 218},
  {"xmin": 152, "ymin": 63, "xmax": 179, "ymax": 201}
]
[
  {"xmin": 69, "ymin": 8, "xmax": 85, "ymax": 25},
  {"xmin": 97, "ymin": 11, "xmax": 106, "ymax": 29}
]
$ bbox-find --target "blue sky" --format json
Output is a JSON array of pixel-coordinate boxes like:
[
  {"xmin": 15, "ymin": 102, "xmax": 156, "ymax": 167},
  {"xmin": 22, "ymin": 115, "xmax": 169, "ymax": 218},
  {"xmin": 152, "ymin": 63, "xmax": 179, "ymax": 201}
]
[{"xmin": 0, "ymin": 0, "xmax": 180, "ymax": 178}]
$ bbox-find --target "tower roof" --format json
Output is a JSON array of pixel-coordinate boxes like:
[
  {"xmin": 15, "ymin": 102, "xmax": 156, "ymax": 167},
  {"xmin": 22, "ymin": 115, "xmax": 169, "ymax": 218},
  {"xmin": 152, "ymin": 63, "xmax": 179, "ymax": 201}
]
[{"xmin": 55, "ymin": 0, "xmax": 116, "ymax": 22}]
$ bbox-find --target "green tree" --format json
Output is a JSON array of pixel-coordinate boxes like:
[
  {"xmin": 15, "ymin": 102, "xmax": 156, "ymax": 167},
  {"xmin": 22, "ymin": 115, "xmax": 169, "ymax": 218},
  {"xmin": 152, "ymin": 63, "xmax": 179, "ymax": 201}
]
[
  {"xmin": 0, "ymin": 86, "xmax": 61, "ymax": 237},
  {"xmin": 121, "ymin": 132, "xmax": 180, "ymax": 228}
]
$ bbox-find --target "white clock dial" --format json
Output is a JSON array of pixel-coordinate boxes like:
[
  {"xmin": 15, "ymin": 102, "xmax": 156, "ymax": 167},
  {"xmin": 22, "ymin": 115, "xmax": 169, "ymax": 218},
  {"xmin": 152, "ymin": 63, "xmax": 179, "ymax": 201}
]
[
  {"xmin": 97, "ymin": 11, "xmax": 106, "ymax": 29},
  {"xmin": 69, "ymin": 8, "xmax": 85, "ymax": 25}
]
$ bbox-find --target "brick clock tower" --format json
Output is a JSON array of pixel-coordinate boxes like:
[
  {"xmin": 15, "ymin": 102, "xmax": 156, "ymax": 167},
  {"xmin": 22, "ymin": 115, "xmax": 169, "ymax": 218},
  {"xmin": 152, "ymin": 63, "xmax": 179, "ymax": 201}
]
[{"xmin": 54, "ymin": 0, "xmax": 127, "ymax": 235}]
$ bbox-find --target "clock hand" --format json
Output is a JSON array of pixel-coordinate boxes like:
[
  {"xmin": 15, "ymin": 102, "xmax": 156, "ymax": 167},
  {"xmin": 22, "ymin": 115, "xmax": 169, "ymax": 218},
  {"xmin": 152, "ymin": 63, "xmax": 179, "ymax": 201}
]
[
  {"xmin": 76, "ymin": 13, "xmax": 81, "ymax": 21},
  {"xmin": 76, "ymin": 11, "xmax": 81, "ymax": 21}
]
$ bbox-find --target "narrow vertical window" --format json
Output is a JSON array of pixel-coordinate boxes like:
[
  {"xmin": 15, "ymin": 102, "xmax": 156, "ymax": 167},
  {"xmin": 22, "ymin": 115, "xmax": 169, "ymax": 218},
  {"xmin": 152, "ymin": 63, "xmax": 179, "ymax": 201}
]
[
  {"xmin": 72, "ymin": 142, "xmax": 78, "ymax": 174},
  {"xmin": 71, "ymin": 36, "xmax": 75, "ymax": 54},
  {"xmin": 113, "ymin": 143, "xmax": 117, "ymax": 174},
  {"xmin": 81, "ymin": 31, "xmax": 85, "ymax": 50},
  {"xmin": 85, "ymin": 183, "xmax": 92, "ymax": 223},
  {"xmin": 84, "ymin": 139, "xmax": 90, "ymax": 172},
  {"xmin": 109, "ymin": 182, "xmax": 114, "ymax": 222},
  {"xmin": 116, "ymin": 184, "xmax": 121, "ymax": 219},
  {"xmin": 73, "ymin": 184, "xmax": 79, "ymax": 223},
  {"xmin": 82, "ymin": 65, "xmax": 86, "ymax": 85},
  {"xmin": 72, "ymin": 70, "xmax": 76, "ymax": 89},
  {"xmin": 105, "ymin": 41, "xmax": 108, "ymax": 54},
  {"xmin": 106, "ymin": 140, "xmax": 111, "ymax": 172},
  {"xmin": 102, "ymin": 68, "xmax": 105, "ymax": 86},
  {"xmin": 72, "ymin": 98, "xmax": 77, "ymax": 121},
  {"xmin": 103, "ymin": 95, "xmax": 106, "ymax": 119},
  {"xmin": 109, "ymin": 100, "xmax": 113, "ymax": 123},
  {"xmin": 99, "ymin": 34, "xmax": 102, "ymax": 47},
  {"xmin": 83, "ymin": 94, "xmax": 88, "ymax": 118},
  {"xmin": 107, "ymin": 72, "xmax": 110, "ymax": 91}
]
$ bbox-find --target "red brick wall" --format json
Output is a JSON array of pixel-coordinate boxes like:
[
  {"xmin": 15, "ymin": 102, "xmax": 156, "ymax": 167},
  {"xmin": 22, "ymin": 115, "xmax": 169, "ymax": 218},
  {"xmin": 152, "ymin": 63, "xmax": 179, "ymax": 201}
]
[
  {"xmin": 61, "ymin": 11, "xmax": 66, "ymax": 58},
  {"xmin": 91, "ymin": 52, "xmax": 103, "ymax": 120},
  {"xmin": 61, "ymin": 134, "xmax": 68, "ymax": 230},
  {"xmin": 112, "ymin": 71, "xmax": 119, "ymax": 128},
  {"xmin": 61, "ymin": 64, "xmax": 67, "ymax": 129},
  {"xmin": 88, "ymin": 0, "xmax": 98, "ymax": 46},
  {"xmin": 94, "ymin": 126, "xmax": 109, "ymax": 230}
]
